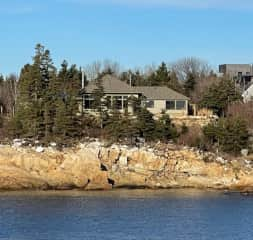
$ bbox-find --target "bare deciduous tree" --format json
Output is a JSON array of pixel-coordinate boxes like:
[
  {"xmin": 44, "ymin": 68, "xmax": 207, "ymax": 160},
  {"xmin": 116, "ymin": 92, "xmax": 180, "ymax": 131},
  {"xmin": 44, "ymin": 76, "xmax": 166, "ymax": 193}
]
[
  {"xmin": 84, "ymin": 60, "xmax": 121, "ymax": 80},
  {"xmin": 170, "ymin": 57, "xmax": 211, "ymax": 82},
  {"xmin": 191, "ymin": 74, "xmax": 220, "ymax": 103},
  {"xmin": 0, "ymin": 74, "xmax": 18, "ymax": 116},
  {"xmin": 227, "ymin": 101, "xmax": 253, "ymax": 129}
]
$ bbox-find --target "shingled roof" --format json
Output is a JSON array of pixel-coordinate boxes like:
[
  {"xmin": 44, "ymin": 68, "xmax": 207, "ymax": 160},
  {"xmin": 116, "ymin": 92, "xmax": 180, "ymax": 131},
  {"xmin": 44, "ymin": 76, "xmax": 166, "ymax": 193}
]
[
  {"xmin": 134, "ymin": 86, "xmax": 189, "ymax": 100},
  {"xmin": 85, "ymin": 75, "xmax": 139, "ymax": 94},
  {"xmin": 84, "ymin": 75, "xmax": 189, "ymax": 100}
]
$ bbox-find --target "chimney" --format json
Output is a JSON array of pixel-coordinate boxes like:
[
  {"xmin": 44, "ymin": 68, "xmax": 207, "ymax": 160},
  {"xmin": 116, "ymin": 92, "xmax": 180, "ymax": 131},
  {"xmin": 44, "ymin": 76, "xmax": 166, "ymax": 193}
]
[{"xmin": 81, "ymin": 67, "xmax": 85, "ymax": 89}]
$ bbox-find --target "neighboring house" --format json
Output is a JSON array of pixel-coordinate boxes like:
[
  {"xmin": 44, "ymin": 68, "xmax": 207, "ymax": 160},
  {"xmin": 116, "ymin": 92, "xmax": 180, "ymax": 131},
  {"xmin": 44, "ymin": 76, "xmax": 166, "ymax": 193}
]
[
  {"xmin": 79, "ymin": 75, "xmax": 189, "ymax": 117},
  {"xmin": 219, "ymin": 64, "xmax": 253, "ymax": 91},
  {"xmin": 242, "ymin": 84, "xmax": 253, "ymax": 103},
  {"xmin": 135, "ymin": 86, "xmax": 189, "ymax": 117}
]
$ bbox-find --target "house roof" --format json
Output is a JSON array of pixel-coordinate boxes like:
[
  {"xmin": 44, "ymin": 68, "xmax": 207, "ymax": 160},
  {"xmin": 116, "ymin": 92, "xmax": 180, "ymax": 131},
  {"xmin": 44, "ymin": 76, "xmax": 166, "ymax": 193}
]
[
  {"xmin": 84, "ymin": 74, "xmax": 189, "ymax": 100},
  {"xmin": 135, "ymin": 86, "xmax": 190, "ymax": 100},
  {"xmin": 85, "ymin": 75, "xmax": 140, "ymax": 94}
]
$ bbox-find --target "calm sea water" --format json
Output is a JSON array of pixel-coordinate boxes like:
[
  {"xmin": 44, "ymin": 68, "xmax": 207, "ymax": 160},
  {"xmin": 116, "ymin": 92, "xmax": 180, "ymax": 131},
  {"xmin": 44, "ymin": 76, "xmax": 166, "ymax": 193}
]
[{"xmin": 0, "ymin": 189, "xmax": 252, "ymax": 240}]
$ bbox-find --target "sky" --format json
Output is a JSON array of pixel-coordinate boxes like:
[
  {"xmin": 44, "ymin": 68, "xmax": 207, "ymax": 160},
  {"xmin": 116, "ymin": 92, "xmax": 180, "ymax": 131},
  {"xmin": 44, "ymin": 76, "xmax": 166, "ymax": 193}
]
[{"xmin": 1, "ymin": 0, "xmax": 253, "ymax": 76}]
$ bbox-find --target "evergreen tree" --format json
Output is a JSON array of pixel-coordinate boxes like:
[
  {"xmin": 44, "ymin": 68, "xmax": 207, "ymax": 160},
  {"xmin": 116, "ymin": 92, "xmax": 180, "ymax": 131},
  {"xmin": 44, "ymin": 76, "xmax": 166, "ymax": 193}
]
[
  {"xmin": 14, "ymin": 44, "xmax": 56, "ymax": 140},
  {"xmin": 53, "ymin": 61, "xmax": 82, "ymax": 142},
  {"xmin": 167, "ymin": 71, "xmax": 183, "ymax": 93},
  {"xmin": 200, "ymin": 78, "xmax": 242, "ymax": 116},
  {"xmin": 135, "ymin": 108, "xmax": 156, "ymax": 141},
  {"xmin": 14, "ymin": 64, "xmax": 37, "ymax": 137},
  {"xmin": 92, "ymin": 76, "xmax": 104, "ymax": 113},
  {"xmin": 154, "ymin": 62, "xmax": 169, "ymax": 86},
  {"xmin": 146, "ymin": 63, "xmax": 183, "ymax": 91},
  {"xmin": 203, "ymin": 117, "xmax": 250, "ymax": 155},
  {"xmin": 184, "ymin": 72, "xmax": 196, "ymax": 97},
  {"xmin": 155, "ymin": 113, "xmax": 178, "ymax": 141}
]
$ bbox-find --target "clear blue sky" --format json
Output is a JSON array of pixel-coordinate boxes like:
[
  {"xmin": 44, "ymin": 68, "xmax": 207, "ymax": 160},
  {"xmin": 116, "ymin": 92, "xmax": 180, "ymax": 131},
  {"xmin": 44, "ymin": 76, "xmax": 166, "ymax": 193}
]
[{"xmin": 1, "ymin": 0, "xmax": 253, "ymax": 76}]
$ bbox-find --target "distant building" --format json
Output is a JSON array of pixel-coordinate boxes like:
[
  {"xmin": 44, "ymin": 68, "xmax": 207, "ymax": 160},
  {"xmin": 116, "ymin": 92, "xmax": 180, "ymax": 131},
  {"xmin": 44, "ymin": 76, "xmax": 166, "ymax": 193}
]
[
  {"xmin": 242, "ymin": 84, "xmax": 253, "ymax": 102},
  {"xmin": 219, "ymin": 64, "xmax": 253, "ymax": 91},
  {"xmin": 79, "ymin": 74, "xmax": 189, "ymax": 118}
]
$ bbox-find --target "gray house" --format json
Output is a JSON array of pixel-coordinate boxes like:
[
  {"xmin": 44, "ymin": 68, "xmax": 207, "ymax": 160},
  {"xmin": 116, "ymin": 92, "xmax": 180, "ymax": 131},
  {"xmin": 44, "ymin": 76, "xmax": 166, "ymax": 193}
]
[
  {"xmin": 80, "ymin": 75, "xmax": 189, "ymax": 118},
  {"xmin": 135, "ymin": 86, "xmax": 189, "ymax": 117},
  {"xmin": 219, "ymin": 64, "xmax": 253, "ymax": 91}
]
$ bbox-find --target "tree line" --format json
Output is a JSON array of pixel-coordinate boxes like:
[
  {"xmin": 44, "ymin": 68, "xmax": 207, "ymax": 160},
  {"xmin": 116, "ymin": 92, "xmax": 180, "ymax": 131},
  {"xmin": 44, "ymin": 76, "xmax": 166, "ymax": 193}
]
[{"xmin": 0, "ymin": 44, "xmax": 251, "ymax": 154}]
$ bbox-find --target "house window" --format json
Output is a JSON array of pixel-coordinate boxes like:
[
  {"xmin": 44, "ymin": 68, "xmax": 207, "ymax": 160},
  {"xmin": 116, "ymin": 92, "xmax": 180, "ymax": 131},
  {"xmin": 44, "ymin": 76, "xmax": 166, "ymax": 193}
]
[
  {"xmin": 123, "ymin": 96, "xmax": 128, "ymax": 109},
  {"xmin": 166, "ymin": 100, "xmax": 175, "ymax": 110},
  {"xmin": 83, "ymin": 94, "xmax": 94, "ymax": 109},
  {"xmin": 176, "ymin": 100, "xmax": 186, "ymax": 110},
  {"xmin": 143, "ymin": 100, "xmax": 154, "ymax": 108},
  {"xmin": 106, "ymin": 96, "xmax": 112, "ymax": 109},
  {"xmin": 113, "ymin": 96, "xmax": 123, "ymax": 110}
]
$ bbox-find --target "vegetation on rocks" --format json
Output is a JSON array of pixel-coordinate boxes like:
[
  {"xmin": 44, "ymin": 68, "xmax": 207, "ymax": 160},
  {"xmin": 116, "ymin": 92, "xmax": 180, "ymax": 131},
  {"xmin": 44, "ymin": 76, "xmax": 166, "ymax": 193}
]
[{"xmin": 203, "ymin": 117, "xmax": 250, "ymax": 155}]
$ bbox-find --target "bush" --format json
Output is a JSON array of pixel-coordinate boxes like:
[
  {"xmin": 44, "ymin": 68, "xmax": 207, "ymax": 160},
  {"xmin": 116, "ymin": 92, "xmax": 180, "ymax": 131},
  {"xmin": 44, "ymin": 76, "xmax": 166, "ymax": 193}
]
[
  {"xmin": 177, "ymin": 124, "xmax": 205, "ymax": 148},
  {"xmin": 227, "ymin": 101, "xmax": 253, "ymax": 130},
  {"xmin": 200, "ymin": 78, "xmax": 242, "ymax": 116},
  {"xmin": 135, "ymin": 108, "xmax": 157, "ymax": 141},
  {"xmin": 155, "ymin": 114, "xmax": 178, "ymax": 142},
  {"xmin": 203, "ymin": 117, "xmax": 250, "ymax": 155}
]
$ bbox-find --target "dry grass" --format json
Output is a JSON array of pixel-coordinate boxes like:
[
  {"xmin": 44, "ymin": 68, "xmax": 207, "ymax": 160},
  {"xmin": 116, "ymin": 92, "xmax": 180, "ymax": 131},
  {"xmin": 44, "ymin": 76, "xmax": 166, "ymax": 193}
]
[{"xmin": 227, "ymin": 101, "xmax": 253, "ymax": 129}]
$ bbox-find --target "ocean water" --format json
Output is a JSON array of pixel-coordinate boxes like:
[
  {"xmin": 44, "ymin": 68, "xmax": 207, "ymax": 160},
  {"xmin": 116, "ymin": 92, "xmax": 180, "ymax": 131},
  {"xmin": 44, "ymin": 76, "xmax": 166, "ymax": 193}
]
[{"xmin": 0, "ymin": 189, "xmax": 252, "ymax": 240}]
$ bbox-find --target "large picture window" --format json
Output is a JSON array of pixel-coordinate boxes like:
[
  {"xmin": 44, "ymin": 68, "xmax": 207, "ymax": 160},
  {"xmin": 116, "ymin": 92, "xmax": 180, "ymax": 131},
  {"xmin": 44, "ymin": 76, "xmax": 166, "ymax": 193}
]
[
  {"xmin": 113, "ymin": 96, "xmax": 123, "ymax": 109},
  {"xmin": 123, "ymin": 96, "xmax": 128, "ymax": 109},
  {"xmin": 176, "ymin": 100, "xmax": 186, "ymax": 110},
  {"xmin": 143, "ymin": 100, "xmax": 154, "ymax": 108},
  {"xmin": 166, "ymin": 100, "xmax": 186, "ymax": 110},
  {"xmin": 166, "ymin": 100, "xmax": 175, "ymax": 110}
]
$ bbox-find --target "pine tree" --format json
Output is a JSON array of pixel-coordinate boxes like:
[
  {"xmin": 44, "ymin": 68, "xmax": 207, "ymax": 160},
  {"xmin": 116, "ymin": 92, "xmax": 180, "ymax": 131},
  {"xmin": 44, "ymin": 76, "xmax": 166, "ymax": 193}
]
[
  {"xmin": 184, "ymin": 72, "xmax": 196, "ymax": 97},
  {"xmin": 53, "ymin": 62, "xmax": 82, "ymax": 142},
  {"xmin": 200, "ymin": 78, "xmax": 242, "ymax": 116},
  {"xmin": 14, "ymin": 64, "xmax": 37, "ymax": 137},
  {"xmin": 203, "ymin": 117, "xmax": 250, "ymax": 155},
  {"xmin": 147, "ymin": 62, "xmax": 183, "ymax": 91},
  {"xmin": 135, "ymin": 108, "xmax": 156, "ymax": 141},
  {"xmin": 167, "ymin": 71, "xmax": 183, "ymax": 93},
  {"xmin": 155, "ymin": 113, "xmax": 178, "ymax": 141},
  {"xmin": 14, "ymin": 44, "xmax": 56, "ymax": 140}
]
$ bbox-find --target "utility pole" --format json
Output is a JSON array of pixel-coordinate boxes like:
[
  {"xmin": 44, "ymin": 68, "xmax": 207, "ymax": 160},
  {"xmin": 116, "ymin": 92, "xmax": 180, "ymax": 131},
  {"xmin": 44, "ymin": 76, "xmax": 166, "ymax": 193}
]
[
  {"xmin": 129, "ymin": 72, "xmax": 132, "ymax": 87},
  {"xmin": 81, "ymin": 67, "xmax": 85, "ymax": 89}
]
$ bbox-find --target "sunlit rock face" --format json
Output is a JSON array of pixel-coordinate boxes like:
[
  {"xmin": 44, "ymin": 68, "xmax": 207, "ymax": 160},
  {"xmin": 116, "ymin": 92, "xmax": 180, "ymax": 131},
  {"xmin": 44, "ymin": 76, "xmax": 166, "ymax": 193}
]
[{"xmin": 0, "ymin": 142, "xmax": 253, "ymax": 191}]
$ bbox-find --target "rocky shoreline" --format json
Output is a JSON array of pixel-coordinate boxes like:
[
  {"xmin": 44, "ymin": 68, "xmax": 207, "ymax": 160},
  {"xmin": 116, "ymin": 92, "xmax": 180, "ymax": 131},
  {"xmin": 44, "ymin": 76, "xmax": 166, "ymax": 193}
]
[{"xmin": 0, "ymin": 141, "xmax": 253, "ymax": 192}]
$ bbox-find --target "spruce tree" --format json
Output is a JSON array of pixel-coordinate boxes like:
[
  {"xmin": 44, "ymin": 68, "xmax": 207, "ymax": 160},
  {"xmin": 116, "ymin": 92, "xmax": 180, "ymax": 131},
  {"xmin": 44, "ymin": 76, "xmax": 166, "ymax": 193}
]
[
  {"xmin": 200, "ymin": 78, "xmax": 242, "ymax": 116},
  {"xmin": 53, "ymin": 62, "xmax": 82, "ymax": 142},
  {"xmin": 14, "ymin": 44, "xmax": 56, "ymax": 140},
  {"xmin": 135, "ymin": 108, "xmax": 156, "ymax": 141},
  {"xmin": 155, "ymin": 113, "xmax": 178, "ymax": 141},
  {"xmin": 184, "ymin": 72, "xmax": 196, "ymax": 97},
  {"xmin": 203, "ymin": 117, "xmax": 250, "ymax": 155}
]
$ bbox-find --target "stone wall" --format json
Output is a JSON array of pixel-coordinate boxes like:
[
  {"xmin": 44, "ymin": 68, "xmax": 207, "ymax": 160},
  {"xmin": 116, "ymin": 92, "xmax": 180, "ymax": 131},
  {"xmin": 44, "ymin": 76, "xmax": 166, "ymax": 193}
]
[{"xmin": 171, "ymin": 116, "xmax": 215, "ymax": 127}]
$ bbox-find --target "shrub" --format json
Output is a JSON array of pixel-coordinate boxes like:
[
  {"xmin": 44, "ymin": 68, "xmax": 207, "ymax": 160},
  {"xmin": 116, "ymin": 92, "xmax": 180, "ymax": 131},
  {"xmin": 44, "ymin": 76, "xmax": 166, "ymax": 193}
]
[
  {"xmin": 203, "ymin": 117, "xmax": 250, "ymax": 155},
  {"xmin": 135, "ymin": 108, "xmax": 157, "ymax": 141},
  {"xmin": 227, "ymin": 101, "xmax": 253, "ymax": 129},
  {"xmin": 177, "ymin": 124, "xmax": 205, "ymax": 148},
  {"xmin": 155, "ymin": 114, "xmax": 178, "ymax": 142}
]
